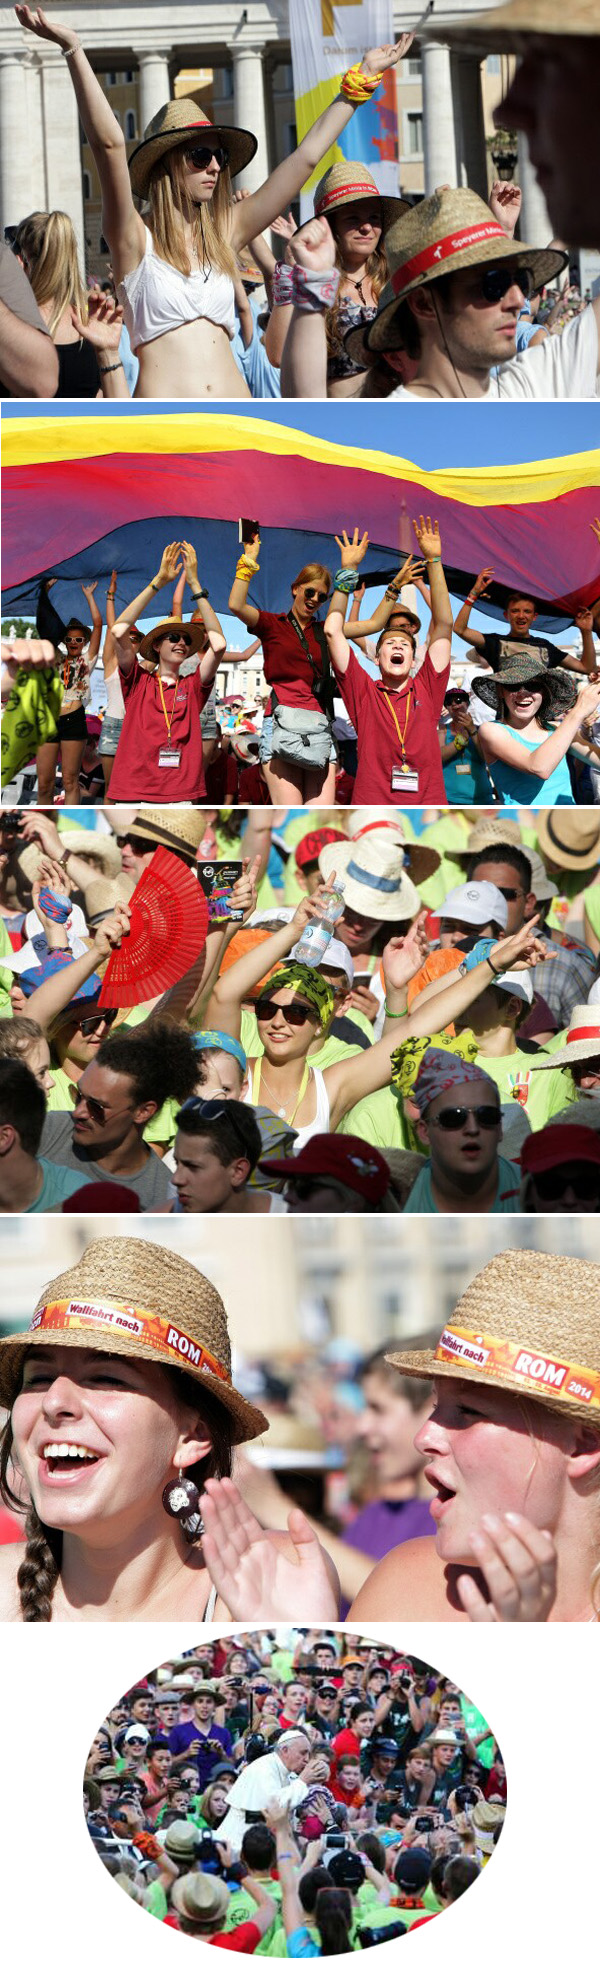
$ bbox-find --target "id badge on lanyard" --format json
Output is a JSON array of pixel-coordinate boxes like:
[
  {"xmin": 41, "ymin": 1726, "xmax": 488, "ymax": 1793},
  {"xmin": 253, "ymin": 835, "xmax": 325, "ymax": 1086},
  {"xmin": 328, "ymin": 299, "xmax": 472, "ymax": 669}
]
[
  {"xmin": 384, "ymin": 688, "xmax": 419, "ymax": 796},
  {"xmin": 158, "ymin": 674, "xmax": 184, "ymax": 766},
  {"xmin": 158, "ymin": 747, "xmax": 182, "ymax": 768}
]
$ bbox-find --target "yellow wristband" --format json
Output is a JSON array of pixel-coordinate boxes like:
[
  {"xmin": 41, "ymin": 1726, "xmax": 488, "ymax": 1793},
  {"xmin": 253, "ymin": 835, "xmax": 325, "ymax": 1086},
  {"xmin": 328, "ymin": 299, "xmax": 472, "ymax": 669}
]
[
  {"xmin": 235, "ymin": 553, "xmax": 259, "ymax": 583},
  {"xmin": 340, "ymin": 62, "xmax": 383, "ymax": 104}
]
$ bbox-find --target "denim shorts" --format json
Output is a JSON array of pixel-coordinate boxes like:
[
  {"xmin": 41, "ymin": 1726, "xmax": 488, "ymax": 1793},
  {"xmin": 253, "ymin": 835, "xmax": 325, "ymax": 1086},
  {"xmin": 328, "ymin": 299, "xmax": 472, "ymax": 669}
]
[{"xmin": 97, "ymin": 715, "xmax": 124, "ymax": 757}]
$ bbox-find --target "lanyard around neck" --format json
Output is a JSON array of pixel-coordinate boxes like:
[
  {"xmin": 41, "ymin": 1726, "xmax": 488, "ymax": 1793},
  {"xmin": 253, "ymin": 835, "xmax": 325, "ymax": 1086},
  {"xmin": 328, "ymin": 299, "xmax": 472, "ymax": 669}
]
[
  {"xmin": 382, "ymin": 683, "xmax": 414, "ymax": 760},
  {"xmin": 158, "ymin": 672, "xmax": 182, "ymax": 743}
]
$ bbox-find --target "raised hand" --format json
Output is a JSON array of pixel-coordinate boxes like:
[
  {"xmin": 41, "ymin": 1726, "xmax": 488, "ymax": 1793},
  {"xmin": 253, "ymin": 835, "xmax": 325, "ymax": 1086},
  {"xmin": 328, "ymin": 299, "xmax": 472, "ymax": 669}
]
[
  {"xmin": 156, "ymin": 541, "xmax": 183, "ymax": 588},
  {"xmin": 92, "ymin": 902, "xmax": 131, "ymax": 959},
  {"xmin": 14, "ymin": 5, "xmax": 78, "ymax": 51},
  {"xmin": 271, "ymin": 210, "xmax": 298, "ymax": 242},
  {"xmin": 469, "ymin": 566, "xmax": 495, "ymax": 599},
  {"xmin": 383, "ymin": 912, "xmax": 429, "ymax": 992},
  {"xmin": 489, "ymin": 181, "xmax": 522, "ymax": 237},
  {"xmin": 456, "ymin": 1512, "xmax": 557, "ymax": 1621},
  {"xmin": 574, "ymin": 607, "xmax": 594, "ymax": 633},
  {"xmin": 413, "ymin": 514, "xmax": 442, "ymax": 560},
  {"xmin": 389, "ymin": 554, "xmax": 427, "ymax": 592},
  {"xmin": 199, "ymin": 1477, "xmax": 339, "ymax": 1620},
  {"xmin": 81, "ymin": 581, "xmax": 98, "ymax": 600},
  {"xmin": 289, "ymin": 216, "xmax": 336, "ymax": 274},
  {"xmin": 575, "ymin": 679, "xmax": 600, "ymax": 725},
  {"xmin": 231, "ymin": 852, "xmax": 262, "ymax": 922},
  {"xmin": 74, "ymin": 290, "xmax": 125, "ymax": 352},
  {"xmin": 334, "ymin": 527, "xmax": 369, "ymax": 570},
  {"xmin": 490, "ymin": 912, "xmax": 555, "ymax": 973},
  {"xmin": 180, "ymin": 539, "xmax": 199, "ymax": 580},
  {"xmin": 361, "ymin": 35, "xmax": 414, "ymax": 76}
]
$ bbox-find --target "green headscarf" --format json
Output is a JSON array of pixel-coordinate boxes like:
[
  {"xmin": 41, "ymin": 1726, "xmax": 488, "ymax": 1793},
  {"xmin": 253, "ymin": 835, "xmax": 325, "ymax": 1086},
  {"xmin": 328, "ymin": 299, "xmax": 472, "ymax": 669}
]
[{"xmin": 257, "ymin": 960, "xmax": 335, "ymax": 1032}]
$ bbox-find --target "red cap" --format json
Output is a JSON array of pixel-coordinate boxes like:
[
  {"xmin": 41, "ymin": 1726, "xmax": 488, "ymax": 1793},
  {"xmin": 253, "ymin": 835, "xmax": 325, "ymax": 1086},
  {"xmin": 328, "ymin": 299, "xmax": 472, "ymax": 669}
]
[
  {"xmin": 62, "ymin": 1183, "xmax": 142, "ymax": 1212},
  {"xmin": 267, "ymin": 1133, "xmax": 390, "ymax": 1203},
  {"xmin": 521, "ymin": 1126, "xmax": 600, "ymax": 1175},
  {"xmin": 295, "ymin": 827, "xmax": 347, "ymax": 870}
]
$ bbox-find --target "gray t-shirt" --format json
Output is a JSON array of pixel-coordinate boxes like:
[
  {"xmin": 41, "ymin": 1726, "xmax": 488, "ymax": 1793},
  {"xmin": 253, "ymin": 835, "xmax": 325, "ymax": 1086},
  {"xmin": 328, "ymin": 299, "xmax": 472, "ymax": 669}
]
[{"xmin": 40, "ymin": 1111, "xmax": 175, "ymax": 1211}]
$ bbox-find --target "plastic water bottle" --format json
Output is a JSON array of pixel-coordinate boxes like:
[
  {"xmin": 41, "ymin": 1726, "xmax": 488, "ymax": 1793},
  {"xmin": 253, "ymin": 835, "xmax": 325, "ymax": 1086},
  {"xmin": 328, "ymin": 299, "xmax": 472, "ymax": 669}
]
[{"xmin": 291, "ymin": 881, "xmax": 345, "ymax": 967}]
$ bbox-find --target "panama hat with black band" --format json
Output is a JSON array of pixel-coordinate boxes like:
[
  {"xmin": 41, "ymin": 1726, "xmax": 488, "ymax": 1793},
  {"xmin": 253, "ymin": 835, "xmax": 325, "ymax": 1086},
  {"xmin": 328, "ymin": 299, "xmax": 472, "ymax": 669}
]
[
  {"xmin": 470, "ymin": 652, "xmax": 577, "ymax": 717},
  {"xmin": 535, "ymin": 811, "xmax": 600, "ymax": 873},
  {"xmin": 363, "ymin": 187, "xmax": 567, "ymax": 355},
  {"xmin": 123, "ymin": 807, "xmax": 207, "ymax": 866},
  {"xmin": 128, "ymin": 98, "xmax": 257, "ymax": 202}
]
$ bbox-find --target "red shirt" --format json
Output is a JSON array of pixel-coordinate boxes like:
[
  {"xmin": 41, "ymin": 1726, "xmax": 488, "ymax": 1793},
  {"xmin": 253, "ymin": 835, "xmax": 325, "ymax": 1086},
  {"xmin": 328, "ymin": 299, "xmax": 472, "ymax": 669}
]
[
  {"xmin": 109, "ymin": 662, "xmax": 212, "ymax": 802},
  {"xmin": 255, "ymin": 610, "xmax": 325, "ymax": 713},
  {"xmin": 332, "ymin": 1727, "xmax": 360, "ymax": 1760},
  {"xmin": 335, "ymin": 647, "xmax": 448, "ymax": 805},
  {"xmin": 207, "ymin": 1921, "xmax": 262, "ymax": 1949},
  {"xmin": 237, "ymin": 764, "xmax": 271, "ymax": 803}
]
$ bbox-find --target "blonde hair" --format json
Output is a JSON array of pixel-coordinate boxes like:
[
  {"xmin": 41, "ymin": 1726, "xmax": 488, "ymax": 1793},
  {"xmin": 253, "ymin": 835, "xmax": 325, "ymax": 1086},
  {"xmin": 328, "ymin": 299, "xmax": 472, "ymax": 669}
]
[
  {"xmin": 14, "ymin": 211, "xmax": 87, "ymax": 338},
  {"xmin": 148, "ymin": 150, "xmax": 237, "ymax": 281}
]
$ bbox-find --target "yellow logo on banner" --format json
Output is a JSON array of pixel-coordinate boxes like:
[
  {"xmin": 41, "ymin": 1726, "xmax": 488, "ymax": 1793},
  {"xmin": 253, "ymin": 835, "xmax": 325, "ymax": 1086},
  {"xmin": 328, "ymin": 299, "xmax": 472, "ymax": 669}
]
[{"xmin": 321, "ymin": 0, "xmax": 355, "ymax": 36}]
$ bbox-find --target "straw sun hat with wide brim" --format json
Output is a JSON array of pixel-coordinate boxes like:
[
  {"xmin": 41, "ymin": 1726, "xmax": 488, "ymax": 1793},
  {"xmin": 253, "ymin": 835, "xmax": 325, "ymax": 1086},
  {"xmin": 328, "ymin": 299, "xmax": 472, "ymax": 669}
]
[
  {"xmin": 424, "ymin": 0, "xmax": 599, "ymax": 53},
  {"xmin": 122, "ymin": 807, "xmax": 207, "ymax": 865},
  {"xmin": 346, "ymin": 812, "xmax": 441, "ymax": 887},
  {"xmin": 527, "ymin": 1005, "xmax": 600, "ymax": 1070},
  {"xmin": 319, "ymin": 835, "xmax": 420, "ymax": 921},
  {"xmin": 387, "ymin": 1248, "xmax": 600, "ymax": 1430},
  {"xmin": 313, "ymin": 161, "xmax": 409, "ymax": 238},
  {"xmin": 470, "ymin": 653, "xmax": 577, "ymax": 717},
  {"xmin": 364, "ymin": 188, "xmax": 567, "ymax": 354},
  {"xmin": 136, "ymin": 616, "xmax": 208, "ymax": 664},
  {"xmin": 128, "ymin": 98, "xmax": 257, "ymax": 200},
  {"xmin": 535, "ymin": 810, "xmax": 600, "ymax": 873},
  {"xmin": 0, "ymin": 1237, "xmax": 267, "ymax": 1444}
]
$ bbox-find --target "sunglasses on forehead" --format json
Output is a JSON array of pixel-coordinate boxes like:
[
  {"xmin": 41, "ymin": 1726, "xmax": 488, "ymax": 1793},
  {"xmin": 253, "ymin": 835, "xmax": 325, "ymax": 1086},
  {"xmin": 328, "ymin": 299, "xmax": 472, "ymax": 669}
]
[
  {"xmin": 478, "ymin": 264, "xmax": 533, "ymax": 303},
  {"xmin": 179, "ymin": 1096, "xmax": 251, "ymax": 1153},
  {"xmin": 429, "ymin": 1105, "xmax": 501, "ymax": 1132},
  {"xmin": 185, "ymin": 142, "xmax": 229, "ymax": 172},
  {"xmin": 255, "ymin": 998, "xmax": 314, "ymax": 1027}
]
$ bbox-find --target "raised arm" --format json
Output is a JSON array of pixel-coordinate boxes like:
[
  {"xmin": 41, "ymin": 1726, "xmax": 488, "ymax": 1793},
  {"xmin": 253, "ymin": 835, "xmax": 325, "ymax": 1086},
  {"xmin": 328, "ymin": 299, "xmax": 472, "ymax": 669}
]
[
  {"xmin": 479, "ymin": 679, "xmax": 600, "ymax": 780},
  {"xmin": 176, "ymin": 541, "xmax": 227, "ymax": 673},
  {"xmin": 280, "ymin": 219, "xmax": 334, "ymax": 399},
  {"xmin": 16, "ymin": 9, "xmax": 144, "ymax": 277},
  {"xmin": 453, "ymin": 568, "xmax": 495, "ymax": 653},
  {"xmin": 565, "ymin": 607, "xmax": 598, "ymax": 676},
  {"xmin": 228, "ymin": 528, "xmax": 261, "ymax": 631},
  {"xmin": 111, "ymin": 543, "xmax": 184, "ymax": 672},
  {"xmin": 24, "ymin": 904, "xmax": 130, "ymax": 1035},
  {"xmin": 230, "ymin": 40, "xmax": 412, "ymax": 250},
  {"xmin": 204, "ymin": 888, "xmax": 333, "ymax": 1038},
  {"xmin": 324, "ymin": 529, "xmax": 370, "ymax": 676},
  {"xmin": 341, "ymin": 555, "xmax": 426, "ymax": 641},
  {"xmin": 80, "ymin": 581, "xmax": 102, "ymax": 665},
  {"xmin": 412, "ymin": 517, "xmax": 452, "ymax": 672}
]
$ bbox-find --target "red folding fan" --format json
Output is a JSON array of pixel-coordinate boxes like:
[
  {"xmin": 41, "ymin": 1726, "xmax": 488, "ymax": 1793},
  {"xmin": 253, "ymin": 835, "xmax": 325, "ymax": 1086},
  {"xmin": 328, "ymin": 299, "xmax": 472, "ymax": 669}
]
[{"xmin": 99, "ymin": 846, "xmax": 209, "ymax": 1007}]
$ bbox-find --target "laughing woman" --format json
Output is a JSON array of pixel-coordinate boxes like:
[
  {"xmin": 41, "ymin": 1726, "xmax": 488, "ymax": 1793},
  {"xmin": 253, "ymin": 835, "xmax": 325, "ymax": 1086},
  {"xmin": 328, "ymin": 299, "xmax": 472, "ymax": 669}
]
[
  {"xmin": 472, "ymin": 654, "xmax": 600, "ymax": 806},
  {"xmin": 16, "ymin": 8, "xmax": 412, "ymax": 400},
  {"xmin": 0, "ymin": 1237, "xmax": 339, "ymax": 1622}
]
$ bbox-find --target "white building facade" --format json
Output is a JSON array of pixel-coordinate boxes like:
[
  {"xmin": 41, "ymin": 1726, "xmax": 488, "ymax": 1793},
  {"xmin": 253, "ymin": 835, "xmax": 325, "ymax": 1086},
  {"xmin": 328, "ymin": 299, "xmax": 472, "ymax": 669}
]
[{"xmin": 0, "ymin": 0, "xmax": 550, "ymax": 265}]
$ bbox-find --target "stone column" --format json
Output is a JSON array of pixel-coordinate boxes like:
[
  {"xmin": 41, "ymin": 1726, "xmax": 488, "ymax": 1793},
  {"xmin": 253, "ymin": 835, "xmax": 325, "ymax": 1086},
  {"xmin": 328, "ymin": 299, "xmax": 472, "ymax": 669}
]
[
  {"xmin": 137, "ymin": 50, "xmax": 172, "ymax": 133},
  {"xmin": 0, "ymin": 52, "xmax": 32, "ymax": 228},
  {"xmin": 421, "ymin": 42, "xmax": 457, "ymax": 195},
  {"xmin": 39, "ymin": 53, "xmax": 85, "ymax": 260},
  {"xmin": 453, "ymin": 53, "xmax": 487, "ymax": 199},
  {"xmin": 517, "ymin": 132, "xmax": 552, "ymax": 248},
  {"xmin": 232, "ymin": 45, "xmax": 269, "ymax": 192}
]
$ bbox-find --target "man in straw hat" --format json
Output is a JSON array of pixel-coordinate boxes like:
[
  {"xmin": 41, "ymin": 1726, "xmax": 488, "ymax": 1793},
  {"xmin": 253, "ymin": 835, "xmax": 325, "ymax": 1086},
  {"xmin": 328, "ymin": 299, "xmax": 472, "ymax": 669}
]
[
  {"xmin": 323, "ymin": 517, "xmax": 453, "ymax": 805},
  {"xmin": 169, "ymin": 1864, "xmax": 279, "ymax": 1946},
  {"xmin": 421, "ymin": 0, "xmax": 600, "ymax": 251}
]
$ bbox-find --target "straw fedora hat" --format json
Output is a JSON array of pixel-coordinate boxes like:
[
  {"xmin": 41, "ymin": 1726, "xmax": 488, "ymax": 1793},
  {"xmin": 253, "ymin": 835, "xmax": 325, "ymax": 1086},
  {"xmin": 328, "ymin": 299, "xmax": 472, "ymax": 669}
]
[
  {"xmin": 535, "ymin": 810, "xmax": 600, "ymax": 873},
  {"xmin": 364, "ymin": 189, "xmax": 566, "ymax": 353},
  {"xmin": 170, "ymin": 1872, "xmax": 231, "ymax": 1923},
  {"xmin": 345, "ymin": 811, "xmax": 441, "ymax": 887},
  {"xmin": 0, "ymin": 1236, "xmax": 267, "ymax": 1443},
  {"xmin": 470, "ymin": 653, "xmax": 577, "ymax": 717},
  {"xmin": 84, "ymin": 872, "xmax": 135, "ymax": 926},
  {"xmin": 425, "ymin": 0, "xmax": 599, "ymax": 53},
  {"xmin": 447, "ymin": 816, "xmax": 525, "ymax": 862},
  {"xmin": 126, "ymin": 808, "xmax": 207, "ymax": 865},
  {"xmin": 528, "ymin": 1005, "xmax": 600, "ymax": 1070},
  {"xmin": 319, "ymin": 833, "xmax": 420, "ymax": 921},
  {"xmin": 128, "ymin": 97, "xmax": 257, "ymax": 200},
  {"xmin": 387, "ymin": 1248, "xmax": 600, "ymax": 1430},
  {"xmin": 313, "ymin": 161, "xmax": 408, "ymax": 236},
  {"xmin": 137, "ymin": 616, "xmax": 208, "ymax": 664}
]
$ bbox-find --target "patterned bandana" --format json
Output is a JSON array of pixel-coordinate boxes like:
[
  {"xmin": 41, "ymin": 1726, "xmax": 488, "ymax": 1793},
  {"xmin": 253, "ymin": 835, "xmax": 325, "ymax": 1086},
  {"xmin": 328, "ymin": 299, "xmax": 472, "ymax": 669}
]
[
  {"xmin": 412, "ymin": 1046, "xmax": 498, "ymax": 1116},
  {"xmin": 391, "ymin": 1032, "xmax": 479, "ymax": 1099},
  {"xmin": 193, "ymin": 1030, "xmax": 247, "ymax": 1073},
  {"xmin": 257, "ymin": 961, "xmax": 335, "ymax": 1032}
]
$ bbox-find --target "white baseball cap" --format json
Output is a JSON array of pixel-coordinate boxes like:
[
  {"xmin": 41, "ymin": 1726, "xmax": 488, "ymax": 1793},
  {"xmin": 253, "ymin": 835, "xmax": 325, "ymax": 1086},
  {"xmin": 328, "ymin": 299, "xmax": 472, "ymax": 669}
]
[{"xmin": 438, "ymin": 881, "xmax": 509, "ymax": 931}]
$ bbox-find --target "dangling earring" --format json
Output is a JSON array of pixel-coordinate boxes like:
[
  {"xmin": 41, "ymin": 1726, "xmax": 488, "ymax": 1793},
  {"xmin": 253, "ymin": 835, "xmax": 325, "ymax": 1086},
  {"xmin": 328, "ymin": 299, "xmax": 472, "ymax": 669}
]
[{"xmin": 162, "ymin": 1467, "xmax": 204, "ymax": 1542}]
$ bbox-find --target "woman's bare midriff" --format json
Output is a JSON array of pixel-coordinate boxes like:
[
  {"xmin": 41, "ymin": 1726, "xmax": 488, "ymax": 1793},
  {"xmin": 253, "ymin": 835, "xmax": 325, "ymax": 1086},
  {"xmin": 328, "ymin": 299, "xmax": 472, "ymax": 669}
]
[{"xmin": 134, "ymin": 318, "xmax": 251, "ymax": 399}]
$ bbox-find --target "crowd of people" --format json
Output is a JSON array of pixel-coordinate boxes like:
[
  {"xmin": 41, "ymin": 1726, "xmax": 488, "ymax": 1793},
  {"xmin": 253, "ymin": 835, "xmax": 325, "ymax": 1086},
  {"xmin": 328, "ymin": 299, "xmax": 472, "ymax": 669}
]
[
  {"xmin": 1, "ymin": 802, "xmax": 600, "ymax": 1214},
  {"xmin": 3, "ymin": 521, "xmax": 600, "ymax": 808},
  {"xmin": 1, "ymin": 5, "xmax": 599, "ymax": 400},
  {"xmin": 84, "ymin": 1630, "xmax": 504, "ymax": 1948}
]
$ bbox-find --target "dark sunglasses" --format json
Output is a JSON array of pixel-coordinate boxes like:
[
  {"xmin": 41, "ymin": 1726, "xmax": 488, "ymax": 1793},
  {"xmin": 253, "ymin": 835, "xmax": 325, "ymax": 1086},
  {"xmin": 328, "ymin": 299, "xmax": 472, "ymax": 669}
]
[
  {"xmin": 490, "ymin": 884, "xmax": 521, "ymax": 901},
  {"xmin": 317, "ymin": 1690, "xmax": 338, "ymax": 1700},
  {"xmin": 186, "ymin": 143, "xmax": 229, "ymax": 171},
  {"xmin": 78, "ymin": 1009, "xmax": 119, "ymax": 1036},
  {"xmin": 121, "ymin": 835, "xmax": 151, "ymax": 855},
  {"xmin": 531, "ymin": 1164, "xmax": 599, "ymax": 1204},
  {"xmin": 430, "ymin": 1105, "xmax": 502, "ymax": 1132},
  {"xmin": 73, "ymin": 1087, "xmax": 131, "ymax": 1125},
  {"xmin": 179, "ymin": 1096, "xmax": 250, "ymax": 1152},
  {"xmin": 479, "ymin": 264, "xmax": 533, "ymax": 303},
  {"xmin": 303, "ymin": 586, "xmax": 329, "ymax": 604},
  {"xmin": 163, "ymin": 631, "xmax": 192, "ymax": 646},
  {"xmin": 256, "ymin": 998, "xmax": 313, "ymax": 1027}
]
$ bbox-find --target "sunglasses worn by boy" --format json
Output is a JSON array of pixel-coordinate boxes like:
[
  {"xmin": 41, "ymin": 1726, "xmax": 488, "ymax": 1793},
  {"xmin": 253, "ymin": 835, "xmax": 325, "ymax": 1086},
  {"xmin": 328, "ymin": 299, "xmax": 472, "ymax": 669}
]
[
  {"xmin": 531, "ymin": 1164, "xmax": 600, "ymax": 1204},
  {"xmin": 479, "ymin": 264, "xmax": 534, "ymax": 303},
  {"xmin": 256, "ymin": 998, "xmax": 314, "ymax": 1027},
  {"xmin": 429, "ymin": 1105, "xmax": 502, "ymax": 1132},
  {"xmin": 185, "ymin": 143, "xmax": 229, "ymax": 171}
]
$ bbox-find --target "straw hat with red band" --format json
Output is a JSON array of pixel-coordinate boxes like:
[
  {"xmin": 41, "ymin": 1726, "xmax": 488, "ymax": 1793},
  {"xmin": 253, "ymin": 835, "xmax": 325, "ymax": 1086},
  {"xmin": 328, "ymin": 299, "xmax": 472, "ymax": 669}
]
[
  {"xmin": 0, "ymin": 1236, "xmax": 267, "ymax": 1444},
  {"xmin": 387, "ymin": 1248, "xmax": 600, "ymax": 1429},
  {"xmin": 313, "ymin": 161, "xmax": 409, "ymax": 237},
  {"xmin": 423, "ymin": 0, "xmax": 599, "ymax": 54},
  {"xmin": 365, "ymin": 189, "xmax": 566, "ymax": 353},
  {"xmin": 528, "ymin": 1006, "xmax": 600, "ymax": 1070},
  {"xmin": 128, "ymin": 97, "xmax": 257, "ymax": 200}
]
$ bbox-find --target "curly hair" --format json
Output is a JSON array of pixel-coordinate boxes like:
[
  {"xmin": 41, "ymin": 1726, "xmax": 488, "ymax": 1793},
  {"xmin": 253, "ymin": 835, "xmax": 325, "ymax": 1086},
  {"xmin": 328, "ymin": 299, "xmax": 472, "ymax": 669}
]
[{"xmin": 96, "ymin": 1020, "xmax": 200, "ymax": 1109}]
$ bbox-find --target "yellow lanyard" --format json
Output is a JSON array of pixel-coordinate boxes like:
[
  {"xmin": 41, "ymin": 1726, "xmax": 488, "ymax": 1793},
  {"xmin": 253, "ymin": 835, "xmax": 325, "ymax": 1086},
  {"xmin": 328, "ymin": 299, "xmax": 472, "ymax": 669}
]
[
  {"xmin": 252, "ymin": 1055, "xmax": 311, "ymax": 1127},
  {"xmin": 158, "ymin": 674, "xmax": 182, "ymax": 745},
  {"xmin": 382, "ymin": 685, "xmax": 414, "ymax": 764}
]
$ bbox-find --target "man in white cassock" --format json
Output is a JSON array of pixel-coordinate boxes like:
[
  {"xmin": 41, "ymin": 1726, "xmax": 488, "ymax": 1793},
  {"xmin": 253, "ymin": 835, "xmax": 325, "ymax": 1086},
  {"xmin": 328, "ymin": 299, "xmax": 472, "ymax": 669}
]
[{"xmin": 214, "ymin": 1731, "xmax": 312, "ymax": 1853}]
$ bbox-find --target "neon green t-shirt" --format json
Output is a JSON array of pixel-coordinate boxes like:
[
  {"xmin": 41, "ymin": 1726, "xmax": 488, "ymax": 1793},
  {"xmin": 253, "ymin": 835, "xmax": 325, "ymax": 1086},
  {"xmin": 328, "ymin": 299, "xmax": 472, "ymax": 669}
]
[{"xmin": 472, "ymin": 1043, "xmax": 575, "ymax": 1132}]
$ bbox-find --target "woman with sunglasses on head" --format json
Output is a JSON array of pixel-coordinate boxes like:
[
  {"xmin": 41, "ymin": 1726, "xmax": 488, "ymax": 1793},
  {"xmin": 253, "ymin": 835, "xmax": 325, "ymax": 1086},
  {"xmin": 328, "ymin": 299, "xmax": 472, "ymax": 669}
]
[
  {"xmin": 0, "ymin": 1235, "xmax": 341, "ymax": 1622},
  {"xmin": 16, "ymin": 8, "xmax": 412, "ymax": 401},
  {"xmin": 473, "ymin": 656, "xmax": 600, "ymax": 807},
  {"xmin": 205, "ymin": 887, "xmax": 547, "ymax": 1149},
  {"xmin": 105, "ymin": 541, "xmax": 226, "ymax": 804},
  {"xmin": 34, "ymin": 577, "xmax": 103, "ymax": 805},
  {"xmin": 229, "ymin": 533, "xmax": 337, "ymax": 806}
]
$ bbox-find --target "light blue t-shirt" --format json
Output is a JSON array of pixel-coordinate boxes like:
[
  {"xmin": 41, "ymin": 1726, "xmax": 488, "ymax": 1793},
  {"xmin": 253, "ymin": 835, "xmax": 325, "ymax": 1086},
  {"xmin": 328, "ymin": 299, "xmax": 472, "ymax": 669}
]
[
  {"xmin": 485, "ymin": 729, "xmax": 573, "ymax": 806},
  {"xmin": 404, "ymin": 1154, "xmax": 521, "ymax": 1213},
  {"xmin": 29, "ymin": 1158, "xmax": 90, "ymax": 1212},
  {"xmin": 232, "ymin": 293, "xmax": 281, "ymax": 398}
]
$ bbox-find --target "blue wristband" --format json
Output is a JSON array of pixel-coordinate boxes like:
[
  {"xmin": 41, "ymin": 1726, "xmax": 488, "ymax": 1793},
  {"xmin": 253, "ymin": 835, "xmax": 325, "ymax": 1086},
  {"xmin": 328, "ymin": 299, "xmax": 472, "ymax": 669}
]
[{"xmin": 334, "ymin": 568, "xmax": 359, "ymax": 593}]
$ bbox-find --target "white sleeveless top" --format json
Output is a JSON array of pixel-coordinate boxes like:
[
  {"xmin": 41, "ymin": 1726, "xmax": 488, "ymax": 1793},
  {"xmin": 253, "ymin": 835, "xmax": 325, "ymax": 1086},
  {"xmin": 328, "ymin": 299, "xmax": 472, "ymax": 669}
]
[
  {"xmin": 244, "ymin": 1063, "xmax": 331, "ymax": 1151},
  {"xmin": 118, "ymin": 225, "xmax": 236, "ymax": 350},
  {"xmin": 104, "ymin": 664, "xmax": 125, "ymax": 717}
]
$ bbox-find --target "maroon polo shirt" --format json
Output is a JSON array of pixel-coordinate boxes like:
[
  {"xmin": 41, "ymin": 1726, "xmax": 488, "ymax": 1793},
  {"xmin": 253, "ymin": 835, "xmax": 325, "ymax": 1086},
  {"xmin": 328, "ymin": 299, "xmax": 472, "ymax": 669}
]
[
  {"xmin": 255, "ymin": 610, "xmax": 325, "ymax": 712},
  {"xmin": 110, "ymin": 663, "xmax": 213, "ymax": 802},
  {"xmin": 336, "ymin": 647, "xmax": 449, "ymax": 805}
]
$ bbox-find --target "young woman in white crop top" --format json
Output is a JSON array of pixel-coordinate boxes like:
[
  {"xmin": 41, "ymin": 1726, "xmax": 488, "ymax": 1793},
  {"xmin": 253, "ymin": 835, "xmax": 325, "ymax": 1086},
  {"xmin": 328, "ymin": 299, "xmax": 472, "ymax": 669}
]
[{"xmin": 17, "ymin": 8, "xmax": 413, "ymax": 401}]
